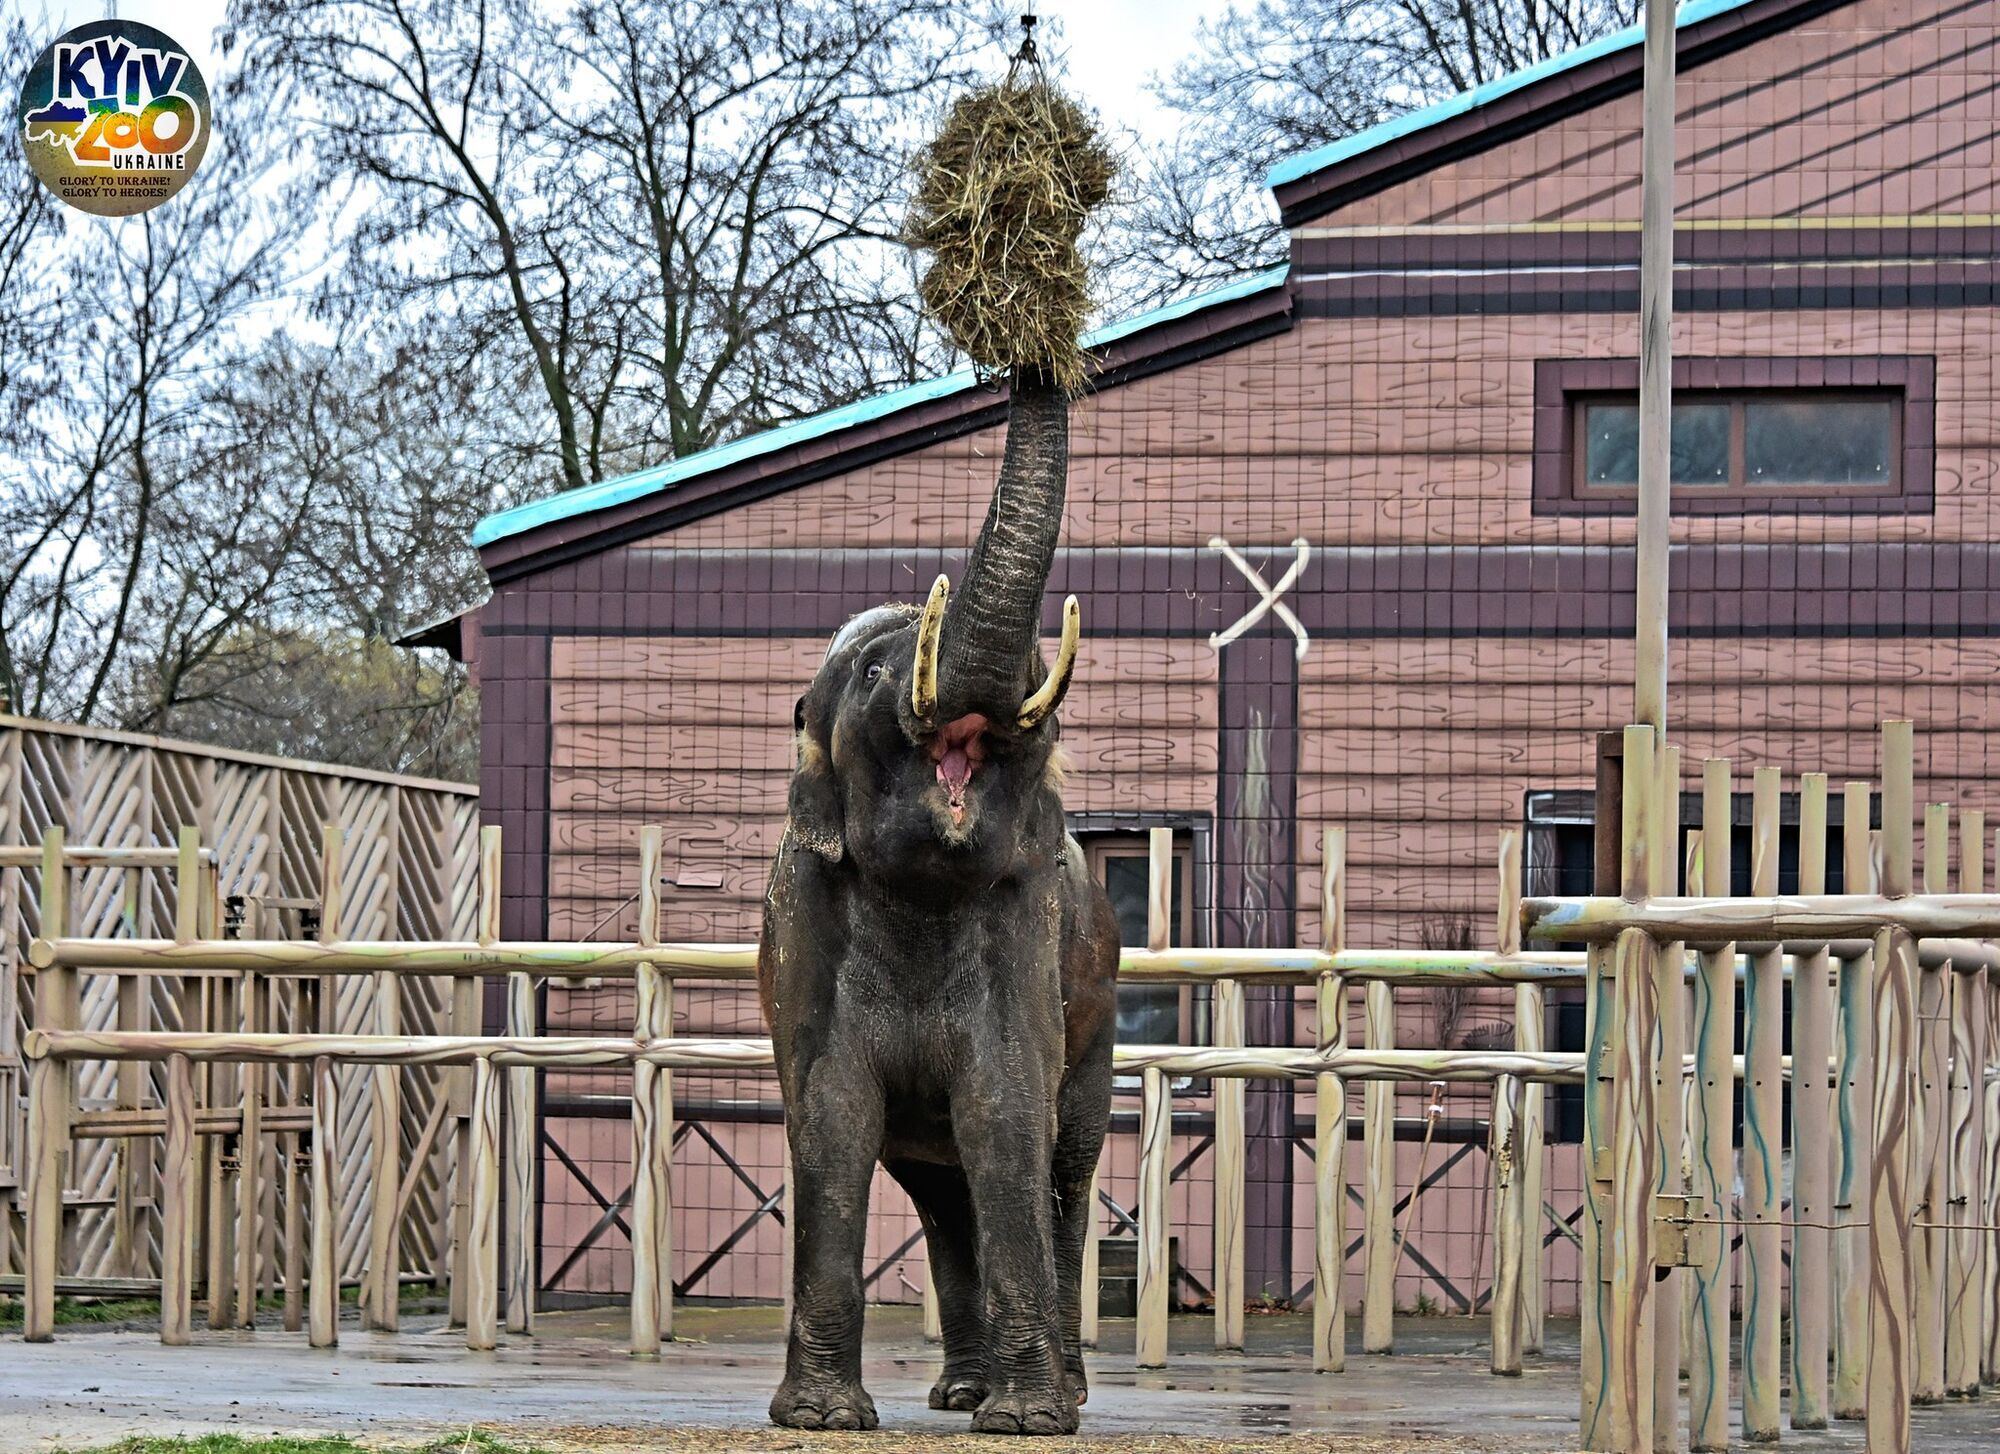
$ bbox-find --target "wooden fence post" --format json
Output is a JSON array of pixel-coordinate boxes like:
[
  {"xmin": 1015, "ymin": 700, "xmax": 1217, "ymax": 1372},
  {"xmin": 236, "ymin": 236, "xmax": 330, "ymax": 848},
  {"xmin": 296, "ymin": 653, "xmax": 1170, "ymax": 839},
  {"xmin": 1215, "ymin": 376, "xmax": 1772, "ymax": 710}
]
[
  {"xmin": 366, "ymin": 965, "xmax": 401, "ymax": 1333},
  {"xmin": 1831, "ymin": 780, "xmax": 1875, "ymax": 1421},
  {"xmin": 1791, "ymin": 773, "xmax": 1833, "ymax": 1429},
  {"xmin": 1517, "ymin": 973, "xmax": 1546, "ymax": 1358},
  {"xmin": 1136, "ymin": 828, "xmax": 1174, "ymax": 1369},
  {"xmin": 161, "ymin": 1052, "xmax": 195, "ymax": 1345},
  {"xmin": 1313, "ymin": 826, "xmax": 1347, "ymax": 1375},
  {"xmin": 1649, "ymin": 745, "xmax": 1683, "ymax": 1453},
  {"xmin": 1945, "ymin": 810, "xmax": 1986, "ymax": 1398},
  {"xmin": 1986, "ymin": 822, "xmax": 2000, "ymax": 1388},
  {"xmin": 466, "ymin": 1055, "xmax": 500, "ymax": 1351},
  {"xmin": 23, "ymin": 826, "xmax": 71, "ymax": 1343},
  {"xmin": 1361, "ymin": 976, "xmax": 1396, "ymax": 1353},
  {"xmin": 506, "ymin": 969, "xmax": 537, "ymax": 1335},
  {"xmin": 1914, "ymin": 802, "xmax": 1951, "ymax": 1404},
  {"xmin": 1199, "ymin": 829, "xmax": 1244, "ymax": 1353},
  {"xmin": 1869, "ymin": 719, "xmax": 1917, "ymax": 1454},
  {"xmin": 1740, "ymin": 767, "xmax": 1784, "ymax": 1441},
  {"xmin": 631, "ymin": 825, "xmax": 671, "ymax": 1356},
  {"xmin": 1491, "ymin": 828, "xmax": 1525, "ymax": 1377},
  {"xmin": 309, "ymin": 1054, "xmax": 340, "ymax": 1348},
  {"xmin": 1608, "ymin": 723, "xmax": 1660, "ymax": 1454},
  {"xmin": 1079, "ymin": 1157, "xmax": 1102, "ymax": 1349},
  {"xmin": 1135, "ymin": 1064, "xmax": 1170, "ymax": 1369},
  {"xmin": 1687, "ymin": 760, "xmax": 1735, "ymax": 1450},
  {"xmin": 450, "ymin": 825, "xmax": 501, "ymax": 1327}
]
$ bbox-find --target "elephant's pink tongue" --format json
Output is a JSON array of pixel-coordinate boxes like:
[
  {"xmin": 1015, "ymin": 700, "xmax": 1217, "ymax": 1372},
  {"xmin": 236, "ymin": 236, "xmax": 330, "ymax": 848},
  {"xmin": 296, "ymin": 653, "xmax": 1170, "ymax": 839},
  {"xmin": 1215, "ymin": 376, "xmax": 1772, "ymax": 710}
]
[{"xmin": 937, "ymin": 746, "xmax": 973, "ymax": 792}]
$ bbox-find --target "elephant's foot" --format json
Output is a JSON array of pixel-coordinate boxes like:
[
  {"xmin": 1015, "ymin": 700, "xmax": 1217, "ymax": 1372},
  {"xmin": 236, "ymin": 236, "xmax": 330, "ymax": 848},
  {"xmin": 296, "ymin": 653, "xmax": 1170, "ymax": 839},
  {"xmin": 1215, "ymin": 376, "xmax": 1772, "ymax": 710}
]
[
  {"xmin": 928, "ymin": 1366, "xmax": 990, "ymax": 1411},
  {"xmin": 971, "ymin": 1382, "xmax": 1081, "ymax": 1436},
  {"xmin": 770, "ymin": 1375, "xmax": 878, "ymax": 1431},
  {"xmin": 1063, "ymin": 1353, "xmax": 1088, "ymax": 1407}
]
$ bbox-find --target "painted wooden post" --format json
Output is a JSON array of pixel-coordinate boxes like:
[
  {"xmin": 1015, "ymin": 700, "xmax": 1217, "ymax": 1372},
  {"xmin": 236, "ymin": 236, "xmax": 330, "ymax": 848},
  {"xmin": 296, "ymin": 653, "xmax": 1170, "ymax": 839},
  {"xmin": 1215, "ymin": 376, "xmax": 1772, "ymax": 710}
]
[
  {"xmin": 1314, "ymin": 826, "xmax": 1347, "ymax": 1374},
  {"xmin": 1648, "ymin": 745, "xmax": 1683, "ymax": 1453},
  {"xmin": 308, "ymin": 1055, "xmax": 339, "ymax": 1348},
  {"xmin": 1079, "ymin": 1158, "xmax": 1102, "ymax": 1349},
  {"xmin": 161, "ymin": 1052, "xmax": 196, "ymax": 1346},
  {"xmin": 1687, "ymin": 760, "xmax": 1735, "ymax": 1450},
  {"xmin": 1740, "ymin": 766, "xmax": 1784, "ymax": 1441},
  {"xmin": 1491, "ymin": 827, "xmax": 1525, "ymax": 1377},
  {"xmin": 631, "ymin": 825, "xmax": 670, "ymax": 1356},
  {"xmin": 1201, "ymin": 825, "xmax": 1244, "ymax": 1353},
  {"xmin": 1608, "ymin": 723, "xmax": 1660, "ymax": 1454},
  {"xmin": 235, "ymin": 963, "xmax": 268, "ymax": 1329},
  {"xmin": 1581, "ymin": 929, "xmax": 1615, "ymax": 1450},
  {"xmin": 1869, "ymin": 719, "xmax": 1917, "ymax": 1454},
  {"xmin": 23, "ymin": 826, "xmax": 71, "ymax": 1343},
  {"xmin": 1945, "ymin": 810, "xmax": 1986, "ymax": 1398},
  {"xmin": 1791, "ymin": 773, "xmax": 1833, "ymax": 1429},
  {"xmin": 1362, "ymin": 976, "xmax": 1396, "ymax": 1353},
  {"xmin": 1136, "ymin": 1063, "xmax": 1170, "ymax": 1369},
  {"xmin": 1832, "ymin": 780, "xmax": 1875, "ymax": 1421},
  {"xmin": 1987, "ymin": 823, "xmax": 2000, "ymax": 1388},
  {"xmin": 466, "ymin": 1055, "xmax": 500, "ymax": 1351},
  {"xmin": 1138, "ymin": 827, "xmax": 1173, "ymax": 1369},
  {"xmin": 506, "ymin": 967, "xmax": 537, "ymax": 1335},
  {"xmin": 1914, "ymin": 802, "xmax": 1951, "ymax": 1404}
]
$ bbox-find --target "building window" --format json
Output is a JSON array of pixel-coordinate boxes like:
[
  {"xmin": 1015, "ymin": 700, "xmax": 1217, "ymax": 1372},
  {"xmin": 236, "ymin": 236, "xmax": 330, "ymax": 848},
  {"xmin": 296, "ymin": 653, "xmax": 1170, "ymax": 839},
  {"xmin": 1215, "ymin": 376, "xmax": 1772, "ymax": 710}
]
[
  {"xmin": 1082, "ymin": 831, "xmax": 1207, "ymax": 1090},
  {"xmin": 1533, "ymin": 356, "xmax": 1934, "ymax": 515},
  {"xmin": 1575, "ymin": 392, "xmax": 1900, "ymax": 496}
]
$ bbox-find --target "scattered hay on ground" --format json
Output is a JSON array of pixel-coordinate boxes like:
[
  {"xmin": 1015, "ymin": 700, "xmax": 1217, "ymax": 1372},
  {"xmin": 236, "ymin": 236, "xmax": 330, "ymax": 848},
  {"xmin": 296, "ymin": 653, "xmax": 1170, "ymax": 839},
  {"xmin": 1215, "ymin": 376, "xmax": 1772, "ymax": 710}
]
[
  {"xmin": 905, "ymin": 77, "xmax": 1116, "ymax": 397},
  {"xmin": 521, "ymin": 1424, "xmax": 1573, "ymax": 1454}
]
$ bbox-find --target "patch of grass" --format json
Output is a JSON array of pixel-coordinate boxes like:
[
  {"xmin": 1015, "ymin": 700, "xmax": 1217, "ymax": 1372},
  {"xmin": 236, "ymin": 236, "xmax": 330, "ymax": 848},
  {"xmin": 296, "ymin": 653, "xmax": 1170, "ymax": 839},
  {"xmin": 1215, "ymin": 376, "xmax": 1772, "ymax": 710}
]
[{"xmin": 0, "ymin": 1294, "xmax": 162, "ymax": 1328}]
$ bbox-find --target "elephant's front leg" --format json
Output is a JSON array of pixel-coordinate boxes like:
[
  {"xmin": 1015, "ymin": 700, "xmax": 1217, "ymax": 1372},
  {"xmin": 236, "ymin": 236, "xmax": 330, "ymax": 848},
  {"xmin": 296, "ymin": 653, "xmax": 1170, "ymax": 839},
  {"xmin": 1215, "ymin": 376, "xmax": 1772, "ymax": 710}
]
[
  {"xmin": 770, "ymin": 1051, "xmax": 883, "ymax": 1431},
  {"xmin": 955, "ymin": 1072, "xmax": 1075, "ymax": 1435}
]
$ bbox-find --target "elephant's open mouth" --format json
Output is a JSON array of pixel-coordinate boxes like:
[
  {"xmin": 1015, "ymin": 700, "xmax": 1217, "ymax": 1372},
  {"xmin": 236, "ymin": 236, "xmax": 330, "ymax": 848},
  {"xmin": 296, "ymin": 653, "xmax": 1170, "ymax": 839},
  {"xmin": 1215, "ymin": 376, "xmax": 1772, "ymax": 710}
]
[{"xmin": 930, "ymin": 713, "xmax": 989, "ymax": 823}]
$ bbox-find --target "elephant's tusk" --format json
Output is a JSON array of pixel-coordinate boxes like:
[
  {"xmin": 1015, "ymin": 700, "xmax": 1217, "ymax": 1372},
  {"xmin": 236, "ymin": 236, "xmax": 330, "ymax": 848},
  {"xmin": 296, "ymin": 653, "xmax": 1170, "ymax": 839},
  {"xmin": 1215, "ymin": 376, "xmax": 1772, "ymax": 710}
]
[
  {"xmin": 1015, "ymin": 595, "xmax": 1080, "ymax": 732},
  {"xmin": 911, "ymin": 574, "xmax": 949, "ymax": 720}
]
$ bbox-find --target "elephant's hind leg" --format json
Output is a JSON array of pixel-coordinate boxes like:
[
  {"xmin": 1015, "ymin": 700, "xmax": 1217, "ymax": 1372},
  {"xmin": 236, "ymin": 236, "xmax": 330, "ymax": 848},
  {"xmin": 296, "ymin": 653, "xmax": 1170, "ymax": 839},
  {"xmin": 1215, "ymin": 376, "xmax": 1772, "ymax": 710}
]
[{"xmin": 888, "ymin": 1159, "xmax": 990, "ymax": 1411}]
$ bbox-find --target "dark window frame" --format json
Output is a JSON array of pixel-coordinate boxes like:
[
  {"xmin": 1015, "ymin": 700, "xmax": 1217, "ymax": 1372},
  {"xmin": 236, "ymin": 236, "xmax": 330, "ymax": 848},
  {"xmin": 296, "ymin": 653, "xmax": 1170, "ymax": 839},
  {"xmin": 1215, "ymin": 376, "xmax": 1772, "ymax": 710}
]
[
  {"xmin": 1071, "ymin": 814, "xmax": 1213, "ymax": 1097},
  {"xmin": 1532, "ymin": 355, "xmax": 1935, "ymax": 516}
]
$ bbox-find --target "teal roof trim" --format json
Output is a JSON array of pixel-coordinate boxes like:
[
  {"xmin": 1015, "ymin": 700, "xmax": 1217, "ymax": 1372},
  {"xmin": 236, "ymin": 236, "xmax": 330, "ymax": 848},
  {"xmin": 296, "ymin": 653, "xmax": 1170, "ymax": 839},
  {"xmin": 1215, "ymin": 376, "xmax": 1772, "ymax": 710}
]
[
  {"xmin": 473, "ymin": 264, "xmax": 1290, "ymax": 550},
  {"xmin": 1265, "ymin": 0, "xmax": 1759, "ymax": 190}
]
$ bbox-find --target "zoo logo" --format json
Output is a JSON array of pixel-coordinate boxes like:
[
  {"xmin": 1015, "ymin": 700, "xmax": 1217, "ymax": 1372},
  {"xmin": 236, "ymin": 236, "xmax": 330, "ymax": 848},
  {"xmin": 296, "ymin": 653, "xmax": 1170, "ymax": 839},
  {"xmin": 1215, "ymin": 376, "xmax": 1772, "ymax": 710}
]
[{"xmin": 18, "ymin": 19, "xmax": 210, "ymax": 218}]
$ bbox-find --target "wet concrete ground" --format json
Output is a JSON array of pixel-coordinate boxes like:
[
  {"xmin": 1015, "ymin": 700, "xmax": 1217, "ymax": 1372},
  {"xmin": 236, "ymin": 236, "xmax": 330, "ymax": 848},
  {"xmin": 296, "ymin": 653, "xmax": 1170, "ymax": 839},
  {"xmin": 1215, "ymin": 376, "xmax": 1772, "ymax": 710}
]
[{"xmin": 6, "ymin": 1303, "xmax": 2000, "ymax": 1452}]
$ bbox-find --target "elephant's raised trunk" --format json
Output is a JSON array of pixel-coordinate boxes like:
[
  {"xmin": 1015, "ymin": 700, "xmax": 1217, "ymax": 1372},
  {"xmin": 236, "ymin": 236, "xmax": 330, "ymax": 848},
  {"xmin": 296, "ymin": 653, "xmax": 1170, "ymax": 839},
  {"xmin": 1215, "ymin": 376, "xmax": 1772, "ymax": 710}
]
[{"xmin": 927, "ymin": 369, "xmax": 1073, "ymax": 728}]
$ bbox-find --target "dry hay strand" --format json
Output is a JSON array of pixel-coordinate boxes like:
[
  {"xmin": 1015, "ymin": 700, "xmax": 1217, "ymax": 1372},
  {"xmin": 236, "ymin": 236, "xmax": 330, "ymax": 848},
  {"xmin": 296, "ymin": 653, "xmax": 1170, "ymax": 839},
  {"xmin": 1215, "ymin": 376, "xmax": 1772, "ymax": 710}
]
[{"xmin": 906, "ymin": 77, "xmax": 1116, "ymax": 397}]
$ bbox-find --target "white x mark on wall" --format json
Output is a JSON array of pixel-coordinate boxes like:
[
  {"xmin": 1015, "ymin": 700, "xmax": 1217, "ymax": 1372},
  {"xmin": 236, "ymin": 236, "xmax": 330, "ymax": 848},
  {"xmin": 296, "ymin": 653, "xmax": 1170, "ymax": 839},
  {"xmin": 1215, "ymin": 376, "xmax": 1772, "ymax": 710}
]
[{"xmin": 1207, "ymin": 536, "xmax": 1312, "ymax": 661}]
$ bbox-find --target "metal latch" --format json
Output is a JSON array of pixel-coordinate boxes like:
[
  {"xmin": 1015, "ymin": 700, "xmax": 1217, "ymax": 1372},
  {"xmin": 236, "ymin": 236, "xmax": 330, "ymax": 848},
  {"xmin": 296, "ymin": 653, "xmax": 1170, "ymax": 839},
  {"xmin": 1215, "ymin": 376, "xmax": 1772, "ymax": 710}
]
[{"xmin": 1655, "ymin": 1193, "xmax": 1720, "ymax": 1271}]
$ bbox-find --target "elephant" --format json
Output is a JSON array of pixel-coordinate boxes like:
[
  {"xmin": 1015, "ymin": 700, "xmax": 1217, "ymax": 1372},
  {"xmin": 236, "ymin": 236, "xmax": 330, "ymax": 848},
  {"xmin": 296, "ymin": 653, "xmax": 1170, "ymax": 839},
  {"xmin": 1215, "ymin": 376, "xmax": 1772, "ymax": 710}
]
[{"xmin": 758, "ymin": 368, "xmax": 1120, "ymax": 1436}]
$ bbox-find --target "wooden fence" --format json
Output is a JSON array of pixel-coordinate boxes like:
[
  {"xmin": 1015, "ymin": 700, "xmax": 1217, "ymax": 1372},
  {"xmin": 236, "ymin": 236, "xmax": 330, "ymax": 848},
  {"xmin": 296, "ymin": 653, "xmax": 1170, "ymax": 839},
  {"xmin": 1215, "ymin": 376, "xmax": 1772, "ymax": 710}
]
[
  {"xmin": 0, "ymin": 714, "xmax": 476, "ymax": 1303},
  {"xmin": 17, "ymin": 723, "xmax": 2000, "ymax": 1454}
]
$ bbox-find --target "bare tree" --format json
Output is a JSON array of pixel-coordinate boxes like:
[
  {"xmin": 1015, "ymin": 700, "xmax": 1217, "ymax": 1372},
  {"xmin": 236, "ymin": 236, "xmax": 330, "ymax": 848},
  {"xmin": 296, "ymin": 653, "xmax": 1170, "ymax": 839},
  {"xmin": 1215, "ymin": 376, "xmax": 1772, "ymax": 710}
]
[
  {"xmin": 1109, "ymin": 0, "xmax": 1639, "ymax": 305},
  {"xmin": 234, "ymin": 0, "xmax": 995, "ymax": 496},
  {"xmin": 0, "ymin": 72, "xmax": 309, "ymax": 728}
]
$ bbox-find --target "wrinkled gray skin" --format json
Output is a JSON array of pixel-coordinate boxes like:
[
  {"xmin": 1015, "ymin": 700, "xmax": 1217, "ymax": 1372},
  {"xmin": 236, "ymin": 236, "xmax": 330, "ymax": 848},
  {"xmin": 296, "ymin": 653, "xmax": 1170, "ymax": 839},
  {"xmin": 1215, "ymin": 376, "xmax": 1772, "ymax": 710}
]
[{"xmin": 758, "ymin": 371, "xmax": 1119, "ymax": 1436}]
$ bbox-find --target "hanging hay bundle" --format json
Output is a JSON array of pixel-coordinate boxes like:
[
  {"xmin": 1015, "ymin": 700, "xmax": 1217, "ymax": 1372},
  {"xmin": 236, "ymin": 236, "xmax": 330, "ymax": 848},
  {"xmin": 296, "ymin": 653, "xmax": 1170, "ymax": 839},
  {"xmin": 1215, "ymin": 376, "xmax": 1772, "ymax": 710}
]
[{"xmin": 906, "ymin": 69, "xmax": 1116, "ymax": 397}]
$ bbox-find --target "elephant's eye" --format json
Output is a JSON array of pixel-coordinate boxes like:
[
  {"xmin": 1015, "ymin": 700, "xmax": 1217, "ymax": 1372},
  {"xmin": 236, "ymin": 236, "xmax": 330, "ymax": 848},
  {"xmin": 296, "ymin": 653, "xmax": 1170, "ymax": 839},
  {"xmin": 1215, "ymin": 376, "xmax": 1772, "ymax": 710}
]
[{"xmin": 864, "ymin": 661, "xmax": 884, "ymax": 683}]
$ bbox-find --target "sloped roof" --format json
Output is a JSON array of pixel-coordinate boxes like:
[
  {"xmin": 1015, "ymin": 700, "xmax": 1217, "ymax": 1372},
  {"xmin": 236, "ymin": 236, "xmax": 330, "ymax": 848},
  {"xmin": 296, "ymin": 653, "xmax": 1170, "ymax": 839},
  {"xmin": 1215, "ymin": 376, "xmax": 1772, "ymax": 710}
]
[
  {"xmin": 474, "ymin": 265, "xmax": 1290, "ymax": 553},
  {"xmin": 1265, "ymin": 0, "xmax": 1849, "ymax": 224}
]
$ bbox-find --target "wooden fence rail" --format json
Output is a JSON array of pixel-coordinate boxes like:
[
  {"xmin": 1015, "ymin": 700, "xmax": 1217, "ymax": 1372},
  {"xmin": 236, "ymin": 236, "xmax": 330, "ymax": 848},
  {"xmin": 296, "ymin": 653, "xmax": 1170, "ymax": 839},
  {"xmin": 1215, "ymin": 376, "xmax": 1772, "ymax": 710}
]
[
  {"xmin": 19, "ymin": 731, "xmax": 2000, "ymax": 1454},
  {"xmin": 1522, "ymin": 719, "xmax": 2000, "ymax": 1454}
]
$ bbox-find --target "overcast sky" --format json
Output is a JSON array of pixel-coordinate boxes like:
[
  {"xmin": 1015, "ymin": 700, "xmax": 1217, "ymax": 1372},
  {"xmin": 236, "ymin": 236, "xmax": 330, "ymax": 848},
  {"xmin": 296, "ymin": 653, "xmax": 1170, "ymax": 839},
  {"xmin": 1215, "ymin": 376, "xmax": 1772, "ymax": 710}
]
[{"xmin": 86, "ymin": 0, "xmax": 1220, "ymax": 143}]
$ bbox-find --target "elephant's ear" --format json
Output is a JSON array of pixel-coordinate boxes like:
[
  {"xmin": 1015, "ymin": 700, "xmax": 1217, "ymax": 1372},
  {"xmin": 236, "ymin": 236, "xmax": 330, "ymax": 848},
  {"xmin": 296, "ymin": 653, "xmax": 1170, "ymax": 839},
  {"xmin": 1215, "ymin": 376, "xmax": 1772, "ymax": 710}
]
[{"xmin": 784, "ymin": 694, "xmax": 844, "ymax": 862}]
